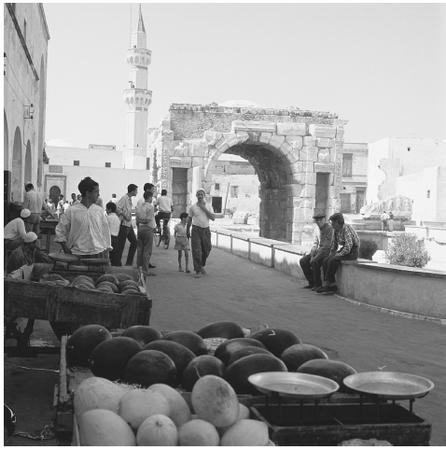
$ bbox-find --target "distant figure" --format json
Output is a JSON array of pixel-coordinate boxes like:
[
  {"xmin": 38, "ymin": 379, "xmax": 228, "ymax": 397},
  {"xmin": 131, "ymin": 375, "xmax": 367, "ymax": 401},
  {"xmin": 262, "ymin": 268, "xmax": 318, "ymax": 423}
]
[
  {"xmin": 155, "ymin": 189, "xmax": 173, "ymax": 233},
  {"xmin": 96, "ymin": 196, "xmax": 104, "ymax": 208},
  {"xmin": 135, "ymin": 190, "xmax": 156, "ymax": 276},
  {"xmin": 174, "ymin": 212, "xmax": 190, "ymax": 273},
  {"xmin": 187, "ymin": 189, "xmax": 215, "ymax": 278},
  {"xmin": 388, "ymin": 211, "xmax": 394, "ymax": 232},
  {"xmin": 111, "ymin": 193, "xmax": 118, "ymax": 204},
  {"xmin": 116, "ymin": 184, "xmax": 138, "ymax": 266},
  {"xmin": 69, "ymin": 192, "xmax": 77, "ymax": 205},
  {"xmin": 106, "ymin": 202, "xmax": 121, "ymax": 266},
  {"xmin": 380, "ymin": 210, "xmax": 390, "ymax": 231},
  {"xmin": 299, "ymin": 213, "xmax": 333, "ymax": 291},
  {"xmin": 23, "ymin": 183, "xmax": 56, "ymax": 234}
]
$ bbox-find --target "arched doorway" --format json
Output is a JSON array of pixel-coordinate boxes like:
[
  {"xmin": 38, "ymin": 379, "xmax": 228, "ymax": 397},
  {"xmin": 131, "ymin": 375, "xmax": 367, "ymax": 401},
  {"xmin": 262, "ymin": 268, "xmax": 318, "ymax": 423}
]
[
  {"xmin": 24, "ymin": 140, "xmax": 32, "ymax": 184},
  {"xmin": 11, "ymin": 127, "xmax": 23, "ymax": 202}
]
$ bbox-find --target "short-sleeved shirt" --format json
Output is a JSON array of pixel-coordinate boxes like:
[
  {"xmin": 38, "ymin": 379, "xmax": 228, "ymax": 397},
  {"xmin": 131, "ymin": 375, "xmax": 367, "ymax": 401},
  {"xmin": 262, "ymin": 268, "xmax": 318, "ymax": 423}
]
[
  {"xmin": 4, "ymin": 218, "xmax": 27, "ymax": 240},
  {"xmin": 188, "ymin": 203, "xmax": 214, "ymax": 229},
  {"xmin": 136, "ymin": 201, "xmax": 156, "ymax": 228},
  {"xmin": 107, "ymin": 213, "xmax": 121, "ymax": 237},
  {"xmin": 116, "ymin": 194, "xmax": 133, "ymax": 227},
  {"xmin": 23, "ymin": 190, "xmax": 43, "ymax": 214},
  {"xmin": 156, "ymin": 196, "xmax": 172, "ymax": 213}
]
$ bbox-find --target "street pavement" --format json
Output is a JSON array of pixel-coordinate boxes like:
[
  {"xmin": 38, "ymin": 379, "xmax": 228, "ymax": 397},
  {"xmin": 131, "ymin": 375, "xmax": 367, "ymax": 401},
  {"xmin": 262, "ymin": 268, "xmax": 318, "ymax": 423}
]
[{"xmin": 4, "ymin": 241, "xmax": 446, "ymax": 445}]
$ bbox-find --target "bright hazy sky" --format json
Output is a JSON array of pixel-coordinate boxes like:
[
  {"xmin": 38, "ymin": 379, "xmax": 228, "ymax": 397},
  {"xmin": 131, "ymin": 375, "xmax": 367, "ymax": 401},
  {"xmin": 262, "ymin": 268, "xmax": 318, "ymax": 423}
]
[{"xmin": 44, "ymin": 2, "xmax": 446, "ymax": 148}]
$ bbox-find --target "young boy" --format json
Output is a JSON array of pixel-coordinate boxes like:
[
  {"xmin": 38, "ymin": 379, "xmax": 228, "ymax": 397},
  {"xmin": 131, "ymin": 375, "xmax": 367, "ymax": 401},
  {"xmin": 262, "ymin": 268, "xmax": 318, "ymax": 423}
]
[
  {"xmin": 106, "ymin": 201, "xmax": 121, "ymax": 266},
  {"xmin": 174, "ymin": 212, "xmax": 190, "ymax": 273}
]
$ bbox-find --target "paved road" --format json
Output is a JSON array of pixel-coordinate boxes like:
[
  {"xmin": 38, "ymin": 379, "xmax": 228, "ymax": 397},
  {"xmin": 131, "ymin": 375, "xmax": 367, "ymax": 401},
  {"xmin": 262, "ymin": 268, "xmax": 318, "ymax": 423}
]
[
  {"xmin": 148, "ymin": 243, "xmax": 446, "ymax": 445},
  {"xmin": 4, "ymin": 242, "xmax": 446, "ymax": 445}
]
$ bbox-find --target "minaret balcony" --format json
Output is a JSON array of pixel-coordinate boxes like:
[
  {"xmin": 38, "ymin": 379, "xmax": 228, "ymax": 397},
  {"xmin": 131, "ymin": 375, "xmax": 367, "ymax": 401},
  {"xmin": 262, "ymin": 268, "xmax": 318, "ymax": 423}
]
[
  {"xmin": 127, "ymin": 48, "xmax": 151, "ymax": 67},
  {"xmin": 124, "ymin": 88, "xmax": 152, "ymax": 108}
]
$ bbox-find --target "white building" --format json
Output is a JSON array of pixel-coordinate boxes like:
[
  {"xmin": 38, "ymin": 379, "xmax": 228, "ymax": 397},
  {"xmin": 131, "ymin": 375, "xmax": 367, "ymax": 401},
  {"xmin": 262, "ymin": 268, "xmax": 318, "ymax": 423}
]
[{"xmin": 4, "ymin": 3, "xmax": 50, "ymax": 203}]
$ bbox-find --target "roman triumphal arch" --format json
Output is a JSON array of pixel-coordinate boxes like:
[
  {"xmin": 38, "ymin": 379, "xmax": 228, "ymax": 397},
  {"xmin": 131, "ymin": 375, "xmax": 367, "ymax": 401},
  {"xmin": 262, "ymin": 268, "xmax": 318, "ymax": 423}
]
[{"xmin": 148, "ymin": 103, "xmax": 347, "ymax": 244}]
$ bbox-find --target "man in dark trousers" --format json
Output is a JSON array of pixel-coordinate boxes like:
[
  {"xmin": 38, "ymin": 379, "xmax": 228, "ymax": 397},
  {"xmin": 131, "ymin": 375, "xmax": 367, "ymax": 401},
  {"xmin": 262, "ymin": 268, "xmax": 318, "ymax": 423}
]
[
  {"xmin": 299, "ymin": 213, "xmax": 333, "ymax": 291},
  {"xmin": 115, "ymin": 184, "xmax": 138, "ymax": 266}
]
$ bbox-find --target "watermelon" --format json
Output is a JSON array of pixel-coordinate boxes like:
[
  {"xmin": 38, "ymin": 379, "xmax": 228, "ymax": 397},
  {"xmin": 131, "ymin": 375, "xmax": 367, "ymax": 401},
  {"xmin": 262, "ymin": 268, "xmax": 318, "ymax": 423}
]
[
  {"xmin": 250, "ymin": 328, "xmax": 302, "ymax": 356},
  {"xmin": 197, "ymin": 321, "xmax": 244, "ymax": 339},
  {"xmin": 225, "ymin": 346, "xmax": 273, "ymax": 367},
  {"xmin": 281, "ymin": 344, "xmax": 329, "ymax": 371},
  {"xmin": 225, "ymin": 353, "xmax": 288, "ymax": 394},
  {"xmin": 215, "ymin": 338, "xmax": 266, "ymax": 365},
  {"xmin": 181, "ymin": 355, "xmax": 225, "ymax": 391},
  {"xmin": 122, "ymin": 325, "xmax": 162, "ymax": 346},
  {"xmin": 89, "ymin": 337, "xmax": 142, "ymax": 380},
  {"xmin": 163, "ymin": 330, "xmax": 207, "ymax": 355},
  {"xmin": 67, "ymin": 324, "xmax": 112, "ymax": 367}
]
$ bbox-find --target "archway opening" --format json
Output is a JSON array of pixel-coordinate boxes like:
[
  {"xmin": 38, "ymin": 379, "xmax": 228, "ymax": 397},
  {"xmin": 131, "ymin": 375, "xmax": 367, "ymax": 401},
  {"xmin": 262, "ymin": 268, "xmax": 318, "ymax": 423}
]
[
  {"xmin": 25, "ymin": 140, "xmax": 32, "ymax": 184},
  {"xmin": 12, "ymin": 127, "xmax": 22, "ymax": 202}
]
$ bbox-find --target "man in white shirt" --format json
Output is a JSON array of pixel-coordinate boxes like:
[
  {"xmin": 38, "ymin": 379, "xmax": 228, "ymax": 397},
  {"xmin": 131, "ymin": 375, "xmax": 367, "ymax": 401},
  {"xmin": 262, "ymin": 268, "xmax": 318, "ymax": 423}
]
[
  {"xmin": 23, "ymin": 183, "xmax": 56, "ymax": 234},
  {"xmin": 155, "ymin": 189, "xmax": 173, "ymax": 233},
  {"xmin": 4, "ymin": 209, "xmax": 31, "ymax": 252},
  {"xmin": 115, "ymin": 184, "xmax": 138, "ymax": 266},
  {"xmin": 55, "ymin": 177, "xmax": 111, "ymax": 259},
  {"xmin": 186, "ymin": 189, "xmax": 215, "ymax": 278}
]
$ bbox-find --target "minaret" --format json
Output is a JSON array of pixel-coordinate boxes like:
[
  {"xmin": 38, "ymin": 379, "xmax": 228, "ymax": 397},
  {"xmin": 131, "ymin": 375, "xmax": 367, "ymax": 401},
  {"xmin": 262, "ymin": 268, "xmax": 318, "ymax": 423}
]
[{"xmin": 123, "ymin": 4, "xmax": 152, "ymax": 168}]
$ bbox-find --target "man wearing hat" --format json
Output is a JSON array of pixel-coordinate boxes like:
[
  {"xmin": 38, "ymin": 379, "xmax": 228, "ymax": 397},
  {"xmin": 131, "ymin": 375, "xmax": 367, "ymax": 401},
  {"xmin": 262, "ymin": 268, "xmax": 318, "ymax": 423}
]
[
  {"xmin": 6, "ymin": 231, "xmax": 51, "ymax": 273},
  {"xmin": 4, "ymin": 209, "xmax": 31, "ymax": 253},
  {"xmin": 299, "ymin": 212, "xmax": 333, "ymax": 291}
]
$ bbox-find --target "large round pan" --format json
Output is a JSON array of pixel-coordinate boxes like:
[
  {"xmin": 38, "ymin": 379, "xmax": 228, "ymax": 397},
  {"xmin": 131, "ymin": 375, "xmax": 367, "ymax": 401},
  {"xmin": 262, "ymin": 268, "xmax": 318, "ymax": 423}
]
[
  {"xmin": 248, "ymin": 371, "xmax": 339, "ymax": 399},
  {"xmin": 343, "ymin": 371, "xmax": 434, "ymax": 400}
]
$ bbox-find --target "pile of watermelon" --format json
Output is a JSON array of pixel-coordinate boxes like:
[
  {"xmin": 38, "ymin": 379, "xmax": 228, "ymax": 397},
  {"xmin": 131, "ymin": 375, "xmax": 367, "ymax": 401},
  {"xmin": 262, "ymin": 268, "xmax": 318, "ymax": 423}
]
[{"xmin": 67, "ymin": 320, "xmax": 357, "ymax": 395}]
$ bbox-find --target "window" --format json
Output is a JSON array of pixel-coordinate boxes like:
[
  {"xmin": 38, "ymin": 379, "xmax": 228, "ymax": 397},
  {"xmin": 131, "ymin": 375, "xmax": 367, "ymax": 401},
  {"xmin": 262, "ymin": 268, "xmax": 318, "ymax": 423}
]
[
  {"xmin": 214, "ymin": 183, "xmax": 220, "ymax": 190},
  {"xmin": 146, "ymin": 157, "xmax": 150, "ymax": 170},
  {"xmin": 427, "ymin": 190, "xmax": 430, "ymax": 199},
  {"xmin": 342, "ymin": 153, "xmax": 353, "ymax": 177},
  {"xmin": 230, "ymin": 186, "xmax": 239, "ymax": 198},
  {"xmin": 105, "ymin": 162, "xmax": 111, "ymax": 168},
  {"xmin": 73, "ymin": 160, "xmax": 80, "ymax": 166}
]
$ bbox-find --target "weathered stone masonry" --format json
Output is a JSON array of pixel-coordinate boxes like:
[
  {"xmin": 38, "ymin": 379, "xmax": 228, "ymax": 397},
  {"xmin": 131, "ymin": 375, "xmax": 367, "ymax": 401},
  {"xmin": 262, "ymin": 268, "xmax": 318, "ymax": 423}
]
[{"xmin": 148, "ymin": 103, "xmax": 347, "ymax": 245}]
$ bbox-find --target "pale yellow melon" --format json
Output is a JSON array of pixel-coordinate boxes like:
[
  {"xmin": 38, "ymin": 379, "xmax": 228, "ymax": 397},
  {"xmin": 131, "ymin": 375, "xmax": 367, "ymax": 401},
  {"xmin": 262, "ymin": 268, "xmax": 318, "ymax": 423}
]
[
  {"xmin": 218, "ymin": 402, "xmax": 251, "ymax": 435},
  {"xmin": 78, "ymin": 409, "xmax": 135, "ymax": 446},
  {"xmin": 220, "ymin": 419, "xmax": 269, "ymax": 446},
  {"xmin": 148, "ymin": 383, "xmax": 191, "ymax": 427},
  {"xmin": 118, "ymin": 388, "xmax": 169, "ymax": 429},
  {"xmin": 191, "ymin": 375, "xmax": 239, "ymax": 427},
  {"xmin": 136, "ymin": 414, "xmax": 178, "ymax": 446},
  {"xmin": 178, "ymin": 419, "xmax": 220, "ymax": 446}
]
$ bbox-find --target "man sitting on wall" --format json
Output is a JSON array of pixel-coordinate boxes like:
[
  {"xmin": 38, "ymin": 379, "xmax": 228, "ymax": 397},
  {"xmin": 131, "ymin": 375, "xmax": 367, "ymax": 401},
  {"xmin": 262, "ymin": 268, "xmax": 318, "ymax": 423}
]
[
  {"xmin": 299, "ymin": 213, "xmax": 333, "ymax": 291},
  {"xmin": 318, "ymin": 212, "xmax": 360, "ymax": 295}
]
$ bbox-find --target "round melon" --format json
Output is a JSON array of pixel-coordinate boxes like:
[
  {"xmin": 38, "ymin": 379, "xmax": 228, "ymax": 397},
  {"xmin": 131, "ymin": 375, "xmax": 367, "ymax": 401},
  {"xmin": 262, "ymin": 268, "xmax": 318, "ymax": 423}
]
[
  {"xmin": 250, "ymin": 328, "xmax": 302, "ymax": 356},
  {"xmin": 96, "ymin": 274, "xmax": 119, "ymax": 285},
  {"xmin": 124, "ymin": 349, "xmax": 177, "ymax": 387},
  {"xmin": 178, "ymin": 419, "xmax": 220, "ymax": 446},
  {"xmin": 281, "ymin": 343, "xmax": 329, "ymax": 371},
  {"xmin": 89, "ymin": 336, "xmax": 142, "ymax": 381},
  {"xmin": 149, "ymin": 383, "xmax": 191, "ymax": 427},
  {"xmin": 144, "ymin": 340, "xmax": 195, "ymax": 382},
  {"xmin": 191, "ymin": 375, "xmax": 239, "ymax": 428},
  {"xmin": 73, "ymin": 376, "xmax": 124, "ymax": 419},
  {"xmin": 66, "ymin": 324, "xmax": 112, "ymax": 367},
  {"xmin": 221, "ymin": 419, "xmax": 269, "ymax": 446},
  {"xmin": 218, "ymin": 403, "xmax": 251, "ymax": 435},
  {"xmin": 225, "ymin": 353, "xmax": 288, "ymax": 394},
  {"xmin": 181, "ymin": 355, "xmax": 225, "ymax": 391},
  {"xmin": 163, "ymin": 330, "xmax": 207, "ymax": 355},
  {"xmin": 96, "ymin": 281, "xmax": 119, "ymax": 293},
  {"xmin": 79, "ymin": 409, "xmax": 135, "ymax": 445},
  {"xmin": 226, "ymin": 346, "xmax": 273, "ymax": 366},
  {"xmin": 119, "ymin": 279, "xmax": 140, "ymax": 290},
  {"xmin": 215, "ymin": 338, "xmax": 266, "ymax": 364},
  {"xmin": 122, "ymin": 325, "xmax": 162, "ymax": 346},
  {"xmin": 197, "ymin": 321, "xmax": 244, "ymax": 339},
  {"xmin": 136, "ymin": 414, "xmax": 178, "ymax": 446},
  {"xmin": 114, "ymin": 272, "xmax": 134, "ymax": 282},
  {"xmin": 297, "ymin": 359, "xmax": 357, "ymax": 392},
  {"xmin": 118, "ymin": 388, "xmax": 170, "ymax": 429}
]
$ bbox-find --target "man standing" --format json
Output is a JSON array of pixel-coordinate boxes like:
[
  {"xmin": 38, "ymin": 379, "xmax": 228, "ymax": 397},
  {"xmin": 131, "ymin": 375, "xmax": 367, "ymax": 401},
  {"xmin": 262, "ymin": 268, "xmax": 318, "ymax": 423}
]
[
  {"xmin": 318, "ymin": 212, "xmax": 360, "ymax": 295},
  {"xmin": 380, "ymin": 210, "xmax": 389, "ymax": 231},
  {"xmin": 115, "ymin": 184, "xmax": 138, "ymax": 266},
  {"xmin": 299, "ymin": 213, "xmax": 333, "ymax": 291},
  {"xmin": 155, "ymin": 189, "xmax": 173, "ymax": 233},
  {"xmin": 187, "ymin": 189, "xmax": 215, "ymax": 278},
  {"xmin": 55, "ymin": 177, "xmax": 111, "ymax": 259},
  {"xmin": 23, "ymin": 183, "xmax": 56, "ymax": 234}
]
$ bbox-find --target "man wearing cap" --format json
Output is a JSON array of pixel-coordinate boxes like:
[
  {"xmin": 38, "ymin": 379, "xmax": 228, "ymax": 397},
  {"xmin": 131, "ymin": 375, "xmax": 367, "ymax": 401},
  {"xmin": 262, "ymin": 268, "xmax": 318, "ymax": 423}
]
[
  {"xmin": 299, "ymin": 213, "xmax": 333, "ymax": 291},
  {"xmin": 23, "ymin": 183, "xmax": 56, "ymax": 234},
  {"xmin": 55, "ymin": 177, "xmax": 111, "ymax": 259},
  {"xmin": 187, "ymin": 189, "xmax": 215, "ymax": 278},
  {"xmin": 6, "ymin": 231, "xmax": 51, "ymax": 273},
  {"xmin": 4, "ymin": 209, "xmax": 31, "ymax": 253},
  {"xmin": 318, "ymin": 212, "xmax": 360, "ymax": 295}
]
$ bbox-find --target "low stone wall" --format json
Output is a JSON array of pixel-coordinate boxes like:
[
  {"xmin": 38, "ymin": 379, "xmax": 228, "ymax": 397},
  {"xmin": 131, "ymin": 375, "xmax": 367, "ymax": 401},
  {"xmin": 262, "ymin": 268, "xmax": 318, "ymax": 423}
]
[{"xmin": 211, "ymin": 229, "xmax": 446, "ymax": 321}]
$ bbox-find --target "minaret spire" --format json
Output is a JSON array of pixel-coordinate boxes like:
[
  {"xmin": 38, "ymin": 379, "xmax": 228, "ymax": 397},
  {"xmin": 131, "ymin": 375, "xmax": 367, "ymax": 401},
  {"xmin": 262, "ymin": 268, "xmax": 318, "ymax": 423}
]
[{"xmin": 138, "ymin": 4, "xmax": 146, "ymax": 33}]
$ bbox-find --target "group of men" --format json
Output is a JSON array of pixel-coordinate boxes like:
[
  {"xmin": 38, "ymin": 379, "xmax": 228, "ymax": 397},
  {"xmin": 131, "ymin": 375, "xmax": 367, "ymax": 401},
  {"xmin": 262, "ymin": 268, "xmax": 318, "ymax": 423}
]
[{"xmin": 299, "ymin": 212, "xmax": 360, "ymax": 295}]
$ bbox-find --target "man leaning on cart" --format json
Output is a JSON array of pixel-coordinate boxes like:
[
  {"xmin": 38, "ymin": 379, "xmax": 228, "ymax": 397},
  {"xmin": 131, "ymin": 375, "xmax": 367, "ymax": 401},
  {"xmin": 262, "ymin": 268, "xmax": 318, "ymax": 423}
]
[{"xmin": 54, "ymin": 177, "xmax": 111, "ymax": 262}]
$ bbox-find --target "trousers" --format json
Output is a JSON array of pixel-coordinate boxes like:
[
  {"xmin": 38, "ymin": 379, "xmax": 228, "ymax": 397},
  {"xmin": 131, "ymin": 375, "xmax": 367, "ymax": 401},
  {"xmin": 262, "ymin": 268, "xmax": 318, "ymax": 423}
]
[
  {"xmin": 323, "ymin": 247, "xmax": 359, "ymax": 284},
  {"xmin": 116, "ymin": 224, "xmax": 137, "ymax": 266},
  {"xmin": 299, "ymin": 251, "xmax": 328, "ymax": 287},
  {"xmin": 191, "ymin": 225, "xmax": 211, "ymax": 273},
  {"xmin": 136, "ymin": 225, "xmax": 154, "ymax": 273}
]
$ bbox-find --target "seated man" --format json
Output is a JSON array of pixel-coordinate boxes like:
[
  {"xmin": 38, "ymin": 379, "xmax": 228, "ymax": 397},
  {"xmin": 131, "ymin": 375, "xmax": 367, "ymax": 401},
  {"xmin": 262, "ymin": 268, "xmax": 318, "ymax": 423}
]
[
  {"xmin": 4, "ymin": 209, "xmax": 31, "ymax": 253},
  {"xmin": 318, "ymin": 212, "xmax": 360, "ymax": 295},
  {"xmin": 299, "ymin": 213, "xmax": 333, "ymax": 291},
  {"xmin": 155, "ymin": 189, "xmax": 173, "ymax": 233}
]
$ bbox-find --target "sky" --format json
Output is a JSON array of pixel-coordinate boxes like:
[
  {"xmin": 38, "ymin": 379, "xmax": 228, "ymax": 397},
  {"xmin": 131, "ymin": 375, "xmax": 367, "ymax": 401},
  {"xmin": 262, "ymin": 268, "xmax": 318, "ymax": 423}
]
[{"xmin": 43, "ymin": 2, "xmax": 446, "ymax": 149}]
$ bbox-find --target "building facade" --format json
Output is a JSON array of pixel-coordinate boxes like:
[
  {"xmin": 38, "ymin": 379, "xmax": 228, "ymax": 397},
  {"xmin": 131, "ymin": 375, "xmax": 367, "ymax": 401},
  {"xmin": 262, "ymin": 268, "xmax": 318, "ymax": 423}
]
[{"xmin": 4, "ymin": 3, "xmax": 50, "ymax": 203}]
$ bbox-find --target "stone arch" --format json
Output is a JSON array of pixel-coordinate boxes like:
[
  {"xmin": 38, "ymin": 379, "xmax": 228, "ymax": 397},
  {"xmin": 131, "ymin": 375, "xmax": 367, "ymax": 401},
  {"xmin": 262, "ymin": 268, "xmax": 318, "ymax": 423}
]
[
  {"xmin": 204, "ymin": 132, "xmax": 301, "ymax": 241},
  {"xmin": 11, "ymin": 126, "xmax": 23, "ymax": 202},
  {"xmin": 24, "ymin": 140, "xmax": 32, "ymax": 184},
  {"xmin": 4, "ymin": 111, "xmax": 9, "ymax": 168}
]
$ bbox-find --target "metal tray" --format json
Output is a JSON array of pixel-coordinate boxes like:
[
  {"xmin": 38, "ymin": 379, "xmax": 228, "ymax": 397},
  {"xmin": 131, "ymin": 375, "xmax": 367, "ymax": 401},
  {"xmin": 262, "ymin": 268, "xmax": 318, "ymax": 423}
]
[
  {"xmin": 343, "ymin": 371, "xmax": 434, "ymax": 400},
  {"xmin": 248, "ymin": 371, "xmax": 339, "ymax": 399}
]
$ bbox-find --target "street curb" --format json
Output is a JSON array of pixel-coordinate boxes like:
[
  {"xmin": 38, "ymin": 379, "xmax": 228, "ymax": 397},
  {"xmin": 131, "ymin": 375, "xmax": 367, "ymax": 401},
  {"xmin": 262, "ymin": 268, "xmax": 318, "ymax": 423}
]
[{"xmin": 335, "ymin": 294, "xmax": 446, "ymax": 326}]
